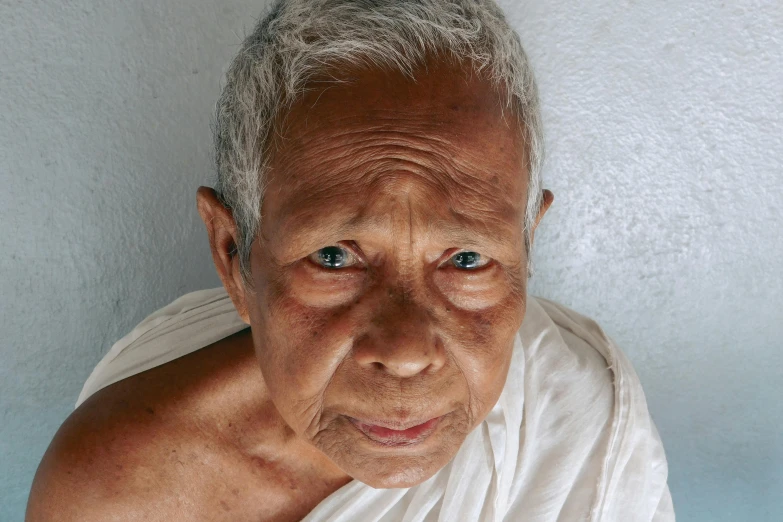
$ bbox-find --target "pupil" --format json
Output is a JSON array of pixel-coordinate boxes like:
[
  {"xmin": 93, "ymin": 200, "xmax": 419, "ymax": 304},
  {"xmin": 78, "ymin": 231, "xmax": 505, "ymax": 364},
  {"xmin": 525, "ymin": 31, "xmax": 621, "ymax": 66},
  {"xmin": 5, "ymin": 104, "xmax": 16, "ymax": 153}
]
[
  {"xmin": 318, "ymin": 246, "xmax": 345, "ymax": 268},
  {"xmin": 454, "ymin": 251, "xmax": 480, "ymax": 269}
]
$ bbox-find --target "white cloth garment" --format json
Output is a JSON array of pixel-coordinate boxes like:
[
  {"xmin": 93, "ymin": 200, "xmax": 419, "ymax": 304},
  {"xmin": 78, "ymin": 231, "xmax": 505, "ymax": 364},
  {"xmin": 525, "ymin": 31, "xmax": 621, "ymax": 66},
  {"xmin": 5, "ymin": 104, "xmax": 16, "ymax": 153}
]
[{"xmin": 76, "ymin": 287, "xmax": 674, "ymax": 521}]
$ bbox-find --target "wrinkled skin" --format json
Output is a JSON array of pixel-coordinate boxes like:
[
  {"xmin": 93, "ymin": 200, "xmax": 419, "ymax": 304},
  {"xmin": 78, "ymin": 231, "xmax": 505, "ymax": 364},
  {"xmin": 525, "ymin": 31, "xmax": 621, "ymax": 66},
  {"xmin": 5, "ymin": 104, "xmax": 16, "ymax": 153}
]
[{"xmin": 197, "ymin": 59, "xmax": 553, "ymax": 489}]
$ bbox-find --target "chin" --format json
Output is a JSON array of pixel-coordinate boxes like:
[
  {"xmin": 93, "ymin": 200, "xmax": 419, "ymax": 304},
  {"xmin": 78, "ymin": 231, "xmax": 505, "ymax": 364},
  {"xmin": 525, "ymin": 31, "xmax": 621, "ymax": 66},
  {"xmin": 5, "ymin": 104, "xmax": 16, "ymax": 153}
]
[
  {"xmin": 355, "ymin": 462, "xmax": 437, "ymax": 489},
  {"xmin": 341, "ymin": 449, "xmax": 453, "ymax": 489}
]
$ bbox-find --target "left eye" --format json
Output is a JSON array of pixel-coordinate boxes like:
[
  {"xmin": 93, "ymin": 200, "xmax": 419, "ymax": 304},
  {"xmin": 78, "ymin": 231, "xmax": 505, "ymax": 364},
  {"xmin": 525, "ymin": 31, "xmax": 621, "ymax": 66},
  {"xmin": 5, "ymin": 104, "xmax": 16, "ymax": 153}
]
[{"xmin": 451, "ymin": 251, "xmax": 488, "ymax": 270}]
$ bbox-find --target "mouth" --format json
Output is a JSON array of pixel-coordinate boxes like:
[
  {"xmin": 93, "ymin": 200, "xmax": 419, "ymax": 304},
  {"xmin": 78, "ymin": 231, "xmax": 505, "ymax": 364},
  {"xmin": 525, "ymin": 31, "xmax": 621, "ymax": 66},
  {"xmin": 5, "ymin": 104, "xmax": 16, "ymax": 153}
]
[{"xmin": 347, "ymin": 415, "xmax": 443, "ymax": 447}]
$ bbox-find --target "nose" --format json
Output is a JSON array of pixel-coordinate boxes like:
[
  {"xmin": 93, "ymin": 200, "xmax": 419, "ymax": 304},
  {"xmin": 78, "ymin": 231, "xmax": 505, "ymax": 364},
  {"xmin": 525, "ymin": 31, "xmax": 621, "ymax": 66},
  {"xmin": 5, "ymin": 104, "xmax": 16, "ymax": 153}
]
[{"xmin": 352, "ymin": 288, "xmax": 446, "ymax": 378}]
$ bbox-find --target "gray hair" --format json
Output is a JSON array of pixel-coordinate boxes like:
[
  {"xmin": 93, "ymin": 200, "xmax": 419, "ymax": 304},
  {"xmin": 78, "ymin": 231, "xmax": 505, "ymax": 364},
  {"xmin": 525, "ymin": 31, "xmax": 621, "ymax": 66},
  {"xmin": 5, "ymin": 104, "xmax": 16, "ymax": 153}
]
[{"xmin": 212, "ymin": 0, "xmax": 544, "ymax": 286}]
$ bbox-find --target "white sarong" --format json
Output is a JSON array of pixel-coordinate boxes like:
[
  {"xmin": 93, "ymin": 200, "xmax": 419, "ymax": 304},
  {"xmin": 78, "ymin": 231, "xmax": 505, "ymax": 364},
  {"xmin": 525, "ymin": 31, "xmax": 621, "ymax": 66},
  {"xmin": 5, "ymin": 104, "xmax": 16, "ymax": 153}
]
[{"xmin": 76, "ymin": 287, "xmax": 674, "ymax": 521}]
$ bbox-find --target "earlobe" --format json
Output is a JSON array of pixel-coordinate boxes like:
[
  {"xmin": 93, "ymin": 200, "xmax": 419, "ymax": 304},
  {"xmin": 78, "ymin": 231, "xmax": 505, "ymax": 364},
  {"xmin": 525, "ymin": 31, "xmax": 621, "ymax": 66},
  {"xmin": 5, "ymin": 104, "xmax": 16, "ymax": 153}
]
[{"xmin": 196, "ymin": 186, "xmax": 252, "ymax": 325}]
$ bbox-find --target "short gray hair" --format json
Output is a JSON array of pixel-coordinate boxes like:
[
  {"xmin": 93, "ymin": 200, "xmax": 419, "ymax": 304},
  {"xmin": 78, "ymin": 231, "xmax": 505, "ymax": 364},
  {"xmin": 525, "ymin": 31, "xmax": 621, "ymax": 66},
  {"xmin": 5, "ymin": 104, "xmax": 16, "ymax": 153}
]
[{"xmin": 212, "ymin": 0, "xmax": 544, "ymax": 285}]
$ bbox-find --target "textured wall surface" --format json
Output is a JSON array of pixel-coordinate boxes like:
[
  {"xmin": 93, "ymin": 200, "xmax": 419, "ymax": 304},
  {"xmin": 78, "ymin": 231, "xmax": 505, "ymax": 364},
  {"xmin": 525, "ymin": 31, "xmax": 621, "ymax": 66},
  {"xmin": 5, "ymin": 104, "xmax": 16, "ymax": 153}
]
[{"xmin": 1, "ymin": 1, "xmax": 781, "ymax": 520}]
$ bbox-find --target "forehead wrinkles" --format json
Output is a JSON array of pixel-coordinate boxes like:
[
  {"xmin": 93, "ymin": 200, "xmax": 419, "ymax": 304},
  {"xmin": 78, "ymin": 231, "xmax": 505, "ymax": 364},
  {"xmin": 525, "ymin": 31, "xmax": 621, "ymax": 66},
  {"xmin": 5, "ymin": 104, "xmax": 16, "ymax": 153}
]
[
  {"xmin": 269, "ymin": 118, "xmax": 523, "ymax": 222},
  {"xmin": 261, "ymin": 64, "xmax": 529, "ymax": 252}
]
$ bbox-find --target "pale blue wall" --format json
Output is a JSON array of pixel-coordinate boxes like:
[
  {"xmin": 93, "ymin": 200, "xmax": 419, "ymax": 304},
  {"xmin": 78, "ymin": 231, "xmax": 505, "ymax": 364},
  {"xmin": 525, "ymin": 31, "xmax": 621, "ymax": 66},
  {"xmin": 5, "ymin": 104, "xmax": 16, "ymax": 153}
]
[{"xmin": 1, "ymin": 1, "xmax": 781, "ymax": 520}]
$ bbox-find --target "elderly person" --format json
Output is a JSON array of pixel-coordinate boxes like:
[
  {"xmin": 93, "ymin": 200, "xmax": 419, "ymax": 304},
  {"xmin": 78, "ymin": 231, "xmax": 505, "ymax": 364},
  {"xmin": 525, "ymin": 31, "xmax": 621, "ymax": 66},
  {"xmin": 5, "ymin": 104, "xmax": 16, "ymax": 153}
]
[{"xmin": 27, "ymin": 0, "xmax": 673, "ymax": 520}]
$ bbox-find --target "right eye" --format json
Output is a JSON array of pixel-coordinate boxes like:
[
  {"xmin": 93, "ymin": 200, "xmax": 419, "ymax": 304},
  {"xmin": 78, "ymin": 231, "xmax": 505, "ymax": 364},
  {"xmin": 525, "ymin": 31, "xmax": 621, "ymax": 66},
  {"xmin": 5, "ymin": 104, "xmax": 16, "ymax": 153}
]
[{"xmin": 308, "ymin": 245, "xmax": 358, "ymax": 269}]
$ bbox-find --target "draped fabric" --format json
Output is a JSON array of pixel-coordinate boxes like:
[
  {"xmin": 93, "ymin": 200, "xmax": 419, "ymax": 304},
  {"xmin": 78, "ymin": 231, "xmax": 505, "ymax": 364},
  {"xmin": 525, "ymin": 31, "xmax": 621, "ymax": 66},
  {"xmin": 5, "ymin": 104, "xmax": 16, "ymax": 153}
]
[{"xmin": 76, "ymin": 288, "xmax": 674, "ymax": 521}]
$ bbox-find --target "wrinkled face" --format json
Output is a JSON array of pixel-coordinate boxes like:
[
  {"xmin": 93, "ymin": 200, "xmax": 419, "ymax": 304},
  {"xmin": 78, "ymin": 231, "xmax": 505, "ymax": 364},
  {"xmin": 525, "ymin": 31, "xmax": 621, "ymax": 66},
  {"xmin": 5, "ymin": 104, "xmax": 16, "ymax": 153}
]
[{"xmin": 245, "ymin": 61, "xmax": 530, "ymax": 488}]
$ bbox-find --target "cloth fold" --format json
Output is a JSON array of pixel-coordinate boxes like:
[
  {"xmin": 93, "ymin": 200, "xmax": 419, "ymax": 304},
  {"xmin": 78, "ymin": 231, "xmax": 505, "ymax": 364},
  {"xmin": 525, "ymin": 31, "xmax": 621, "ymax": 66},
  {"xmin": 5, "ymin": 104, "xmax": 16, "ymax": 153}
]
[{"xmin": 76, "ymin": 288, "xmax": 673, "ymax": 521}]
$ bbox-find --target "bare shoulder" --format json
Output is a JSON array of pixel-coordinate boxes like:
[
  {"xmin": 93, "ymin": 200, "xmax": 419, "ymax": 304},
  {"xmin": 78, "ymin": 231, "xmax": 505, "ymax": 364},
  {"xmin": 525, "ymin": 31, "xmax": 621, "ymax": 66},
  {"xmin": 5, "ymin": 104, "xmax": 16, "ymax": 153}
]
[
  {"xmin": 26, "ymin": 329, "xmax": 274, "ymax": 521},
  {"xmin": 26, "ymin": 383, "xmax": 182, "ymax": 520}
]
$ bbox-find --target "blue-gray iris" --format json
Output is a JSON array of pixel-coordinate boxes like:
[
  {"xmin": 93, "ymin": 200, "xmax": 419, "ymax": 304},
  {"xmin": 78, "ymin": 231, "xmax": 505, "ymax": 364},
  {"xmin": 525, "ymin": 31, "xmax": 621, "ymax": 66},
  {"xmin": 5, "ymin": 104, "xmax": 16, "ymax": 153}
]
[
  {"xmin": 453, "ymin": 252, "xmax": 481, "ymax": 269},
  {"xmin": 318, "ymin": 246, "xmax": 346, "ymax": 268}
]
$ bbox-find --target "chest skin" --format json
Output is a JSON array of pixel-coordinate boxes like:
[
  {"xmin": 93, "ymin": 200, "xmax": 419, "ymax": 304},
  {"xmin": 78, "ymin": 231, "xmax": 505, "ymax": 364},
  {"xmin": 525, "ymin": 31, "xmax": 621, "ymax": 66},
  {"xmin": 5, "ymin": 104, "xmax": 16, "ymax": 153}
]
[{"xmin": 75, "ymin": 328, "xmax": 352, "ymax": 521}]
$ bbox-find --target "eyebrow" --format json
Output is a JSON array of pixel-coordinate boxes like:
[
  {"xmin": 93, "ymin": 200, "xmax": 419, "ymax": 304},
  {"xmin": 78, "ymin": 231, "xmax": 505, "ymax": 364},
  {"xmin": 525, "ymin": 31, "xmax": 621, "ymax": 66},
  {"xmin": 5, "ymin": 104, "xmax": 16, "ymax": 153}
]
[
  {"xmin": 426, "ymin": 218, "xmax": 518, "ymax": 249},
  {"xmin": 278, "ymin": 214, "xmax": 519, "ymax": 260}
]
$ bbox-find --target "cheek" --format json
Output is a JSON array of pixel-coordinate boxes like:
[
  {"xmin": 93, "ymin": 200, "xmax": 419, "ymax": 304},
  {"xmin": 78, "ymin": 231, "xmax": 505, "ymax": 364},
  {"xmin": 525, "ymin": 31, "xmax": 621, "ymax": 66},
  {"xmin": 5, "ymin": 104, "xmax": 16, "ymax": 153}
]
[
  {"xmin": 254, "ymin": 290, "xmax": 355, "ymax": 434},
  {"xmin": 433, "ymin": 263, "xmax": 524, "ymax": 311},
  {"xmin": 287, "ymin": 261, "xmax": 365, "ymax": 308},
  {"xmin": 444, "ymin": 296, "xmax": 526, "ymax": 423},
  {"xmin": 458, "ymin": 335, "xmax": 515, "ymax": 426}
]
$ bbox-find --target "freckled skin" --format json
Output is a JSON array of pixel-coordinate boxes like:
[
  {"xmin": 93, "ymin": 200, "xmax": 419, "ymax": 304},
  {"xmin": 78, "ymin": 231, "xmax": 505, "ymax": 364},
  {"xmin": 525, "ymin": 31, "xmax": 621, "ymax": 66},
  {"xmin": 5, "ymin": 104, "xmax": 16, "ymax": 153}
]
[{"xmin": 199, "ymin": 60, "xmax": 553, "ymax": 493}]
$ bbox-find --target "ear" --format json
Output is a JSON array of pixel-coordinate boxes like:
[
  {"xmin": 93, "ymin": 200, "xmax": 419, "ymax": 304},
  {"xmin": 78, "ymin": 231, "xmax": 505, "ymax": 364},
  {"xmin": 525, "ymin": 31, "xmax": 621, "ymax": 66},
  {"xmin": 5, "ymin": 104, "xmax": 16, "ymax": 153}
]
[
  {"xmin": 196, "ymin": 186, "xmax": 251, "ymax": 324},
  {"xmin": 530, "ymin": 189, "xmax": 554, "ymax": 246}
]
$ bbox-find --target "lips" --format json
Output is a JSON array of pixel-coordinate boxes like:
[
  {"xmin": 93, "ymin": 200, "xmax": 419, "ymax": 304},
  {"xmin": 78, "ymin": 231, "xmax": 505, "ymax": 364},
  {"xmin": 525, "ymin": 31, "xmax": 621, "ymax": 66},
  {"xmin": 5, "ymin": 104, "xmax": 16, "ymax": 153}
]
[{"xmin": 348, "ymin": 416, "xmax": 442, "ymax": 446}]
